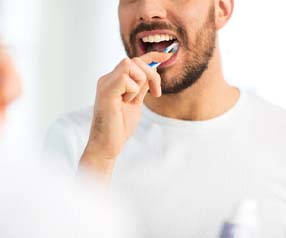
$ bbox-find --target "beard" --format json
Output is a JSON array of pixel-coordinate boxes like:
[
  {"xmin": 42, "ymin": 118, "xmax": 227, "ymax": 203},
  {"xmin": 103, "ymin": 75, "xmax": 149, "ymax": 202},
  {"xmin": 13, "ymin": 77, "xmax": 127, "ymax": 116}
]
[{"xmin": 121, "ymin": 5, "xmax": 216, "ymax": 95}]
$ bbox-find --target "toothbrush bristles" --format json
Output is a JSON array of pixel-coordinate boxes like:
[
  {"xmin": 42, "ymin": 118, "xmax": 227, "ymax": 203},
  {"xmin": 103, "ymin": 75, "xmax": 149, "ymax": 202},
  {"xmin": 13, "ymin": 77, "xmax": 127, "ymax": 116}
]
[{"xmin": 165, "ymin": 42, "xmax": 179, "ymax": 53}]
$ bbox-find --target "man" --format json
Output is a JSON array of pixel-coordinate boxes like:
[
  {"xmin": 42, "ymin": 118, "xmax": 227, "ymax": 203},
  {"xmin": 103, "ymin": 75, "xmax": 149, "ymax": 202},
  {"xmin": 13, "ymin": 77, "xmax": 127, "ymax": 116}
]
[{"xmin": 45, "ymin": 0, "xmax": 286, "ymax": 237}]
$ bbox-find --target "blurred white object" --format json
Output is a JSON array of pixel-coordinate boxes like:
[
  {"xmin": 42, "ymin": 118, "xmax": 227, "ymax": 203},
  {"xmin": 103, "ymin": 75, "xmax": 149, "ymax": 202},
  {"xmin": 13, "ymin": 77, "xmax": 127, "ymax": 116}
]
[
  {"xmin": 0, "ymin": 123, "xmax": 137, "ymax": 238},
  {"xmin": 220, "ymin": 199, "xmax": 260, "ymax": 238}
]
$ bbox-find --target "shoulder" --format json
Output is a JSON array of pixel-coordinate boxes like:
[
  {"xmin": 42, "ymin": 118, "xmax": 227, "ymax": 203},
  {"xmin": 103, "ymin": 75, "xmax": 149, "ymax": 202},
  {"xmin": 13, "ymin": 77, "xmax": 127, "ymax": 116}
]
[
  {"xmin": 239, "ymin": 91, "xmax": 286, "ymax": 187},
  {"xmin": 52, "ymin": 107, "xmax": 94, "ymax": 131},
  {"xmin": 244, "ymin": 90, "xmax": 286, "ymax": 126},
  {"xmin": 244, "ymin": 90, "xmax": 286, "ymax": 158},
  {"xmin": 46, "ymin": 106, "xmax": 93, "ymax": 148},
  {"xmin": 43, "ymin": 107, "xmax": 93, "ymax": 172}
]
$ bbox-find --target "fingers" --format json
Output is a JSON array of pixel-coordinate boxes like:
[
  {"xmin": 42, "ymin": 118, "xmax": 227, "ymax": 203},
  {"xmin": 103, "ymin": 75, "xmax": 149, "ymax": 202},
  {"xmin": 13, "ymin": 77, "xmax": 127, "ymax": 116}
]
[
  {"xmin": 136, "ymin": 52, "xmax": 173, "ymax": 98},
  {"xmin": 98, "ymin": 52, "xmax": 173, "ymax": 104},
  {"xmin": 134, "ymin": 82, "xmax": 149, "ymax": 104},
  {"xmin": 114, "ymin": 58, "xmax": 147, "ymax": 87},
  {"xmin": 107, "ymin": 58, "xmax": 146, "ymax": 100},
  {"xmin": 122, "ymin": 75, "xmax": 141, "ymax": 102},
  {"xmin": 128, "ymin": 52, "xmax": 173, "ymax": 98},
  {"xmin": 133, "ymin": 57, "xmax": 162, "ymax": 97},
  {"xmin": 140, "ymin": 52, "xmax": 173, "ymax": 64}
]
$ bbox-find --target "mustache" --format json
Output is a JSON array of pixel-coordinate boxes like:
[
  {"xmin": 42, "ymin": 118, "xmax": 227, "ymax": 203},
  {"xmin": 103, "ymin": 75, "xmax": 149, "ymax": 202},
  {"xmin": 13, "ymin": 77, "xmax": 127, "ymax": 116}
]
[{"xmin": 129, "ymin": 22, "xmax": 188, "ymax": 47}]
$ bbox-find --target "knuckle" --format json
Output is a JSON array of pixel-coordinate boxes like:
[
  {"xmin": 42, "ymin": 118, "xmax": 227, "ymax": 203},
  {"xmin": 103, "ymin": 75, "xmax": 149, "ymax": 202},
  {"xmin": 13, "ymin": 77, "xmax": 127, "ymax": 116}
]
[
  {"xmin": 142, "ymin": 74, "xmax": 148, "ymax": 83},
  {"xmin": 97, "ymin": 76, "xmax": 105, "ymax": 86},
  {"xmin": 133, "ymin": 96, "xmax": 141, "ymax": 104},
  {"xmin": 150, "ymin": 73, "xmax": 161, "ymax": 84},
  {"xmin": 96, "ymin": 74, "xmax": 111, "ymax": 96},
  {"xmin": 121, "ymin": 58, "xmax": 131, "ymax": 69},
  {"xmin": 138, "ymin": 72, "xmax": 147, "ymax": 83},
  {"xmin": 132, "ymin": 57, "xmax": 141, "ymax": 64},
  {"xmin": 121, "ymin": 74, "xmax": 129, "ymax": 83},
  {"xmin": 121, "ymin": 74, "xmax": 132, "ymax": 87},
  {"xmin": 97, "ymin": 76, "xmax": 105, "ymax": 91},
  {"xmin": 155, "ymin": 74, "xmax": 161, "ymax": 83},
  {"xmin": 132, "ymin": 58, "xmax": 148, "ymax": 82}
]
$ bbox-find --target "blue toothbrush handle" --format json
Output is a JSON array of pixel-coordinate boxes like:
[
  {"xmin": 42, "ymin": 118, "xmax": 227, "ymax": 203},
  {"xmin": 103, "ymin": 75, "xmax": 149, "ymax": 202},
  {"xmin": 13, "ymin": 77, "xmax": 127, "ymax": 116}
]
[{"xmin": 148, "ymin": 62, "xmax": 160, "ymax": 68}]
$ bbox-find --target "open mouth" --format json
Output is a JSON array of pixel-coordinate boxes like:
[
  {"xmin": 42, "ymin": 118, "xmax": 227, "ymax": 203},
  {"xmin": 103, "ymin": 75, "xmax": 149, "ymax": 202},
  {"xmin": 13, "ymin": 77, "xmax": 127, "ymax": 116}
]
[{"xmin": 138, "ymin": 33, "xmax": 179, "ymax": 55}]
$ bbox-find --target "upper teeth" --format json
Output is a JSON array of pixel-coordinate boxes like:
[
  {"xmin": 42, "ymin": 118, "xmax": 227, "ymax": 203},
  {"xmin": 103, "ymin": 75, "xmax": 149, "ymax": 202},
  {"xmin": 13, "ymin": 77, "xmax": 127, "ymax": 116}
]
[{"xmin": 142, "ymin": 34, "xmax": 176, "ymax": 43}]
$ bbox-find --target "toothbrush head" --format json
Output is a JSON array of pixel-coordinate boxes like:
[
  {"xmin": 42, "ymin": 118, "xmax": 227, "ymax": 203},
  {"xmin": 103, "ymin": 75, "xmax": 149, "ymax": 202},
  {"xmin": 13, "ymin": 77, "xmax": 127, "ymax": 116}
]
[{"xmin": 164, "ymin": 41, "xmax": 179, "ymax": 54}]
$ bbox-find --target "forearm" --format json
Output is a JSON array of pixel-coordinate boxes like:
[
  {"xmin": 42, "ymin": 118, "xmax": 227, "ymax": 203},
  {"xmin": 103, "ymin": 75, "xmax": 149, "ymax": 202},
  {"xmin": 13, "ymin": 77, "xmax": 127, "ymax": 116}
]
[{"xmin": 79, "ymin": 149, "xmax": 116, "ymax": 186}]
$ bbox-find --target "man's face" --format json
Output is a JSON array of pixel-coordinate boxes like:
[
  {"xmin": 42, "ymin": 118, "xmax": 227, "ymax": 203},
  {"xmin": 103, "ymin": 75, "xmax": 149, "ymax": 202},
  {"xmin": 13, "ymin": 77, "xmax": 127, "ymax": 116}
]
[{"xmin": 119, "ymin": 0, "xmax": 217, "ymax": 94}]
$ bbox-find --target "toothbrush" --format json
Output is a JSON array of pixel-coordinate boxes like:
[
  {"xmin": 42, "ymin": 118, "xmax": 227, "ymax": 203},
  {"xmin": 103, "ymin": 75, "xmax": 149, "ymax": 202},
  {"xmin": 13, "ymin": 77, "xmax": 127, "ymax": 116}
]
[{"xmin": 148, "ymin": 42, "xmax": 179, "ymax": 68}]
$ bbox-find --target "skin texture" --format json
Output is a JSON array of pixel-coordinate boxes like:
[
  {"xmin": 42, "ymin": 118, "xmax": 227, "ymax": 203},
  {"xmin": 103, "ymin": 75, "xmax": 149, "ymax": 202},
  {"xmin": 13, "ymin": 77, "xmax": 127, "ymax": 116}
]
[
  {"xmin": 80, "ymin": 0, "xmax": 239, "ymax": 184},
  {"xmin": 0, "ymin": 46, "xmax": 21, "ymax": 131}
]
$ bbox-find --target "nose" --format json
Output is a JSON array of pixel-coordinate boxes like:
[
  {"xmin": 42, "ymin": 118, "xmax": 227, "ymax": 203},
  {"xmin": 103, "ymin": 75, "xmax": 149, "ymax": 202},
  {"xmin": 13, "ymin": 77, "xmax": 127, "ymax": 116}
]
[{"xmin": 137, "ymin": 0, "xmax": 167, "ymax": 22}]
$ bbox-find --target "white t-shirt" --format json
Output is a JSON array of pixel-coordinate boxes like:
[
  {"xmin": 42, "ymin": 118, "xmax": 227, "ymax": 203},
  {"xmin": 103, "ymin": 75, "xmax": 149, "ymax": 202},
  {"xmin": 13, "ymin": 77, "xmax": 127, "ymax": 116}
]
[{"xmin": 44, "ymin": 89, "xmax": 286, "ymax": 238}]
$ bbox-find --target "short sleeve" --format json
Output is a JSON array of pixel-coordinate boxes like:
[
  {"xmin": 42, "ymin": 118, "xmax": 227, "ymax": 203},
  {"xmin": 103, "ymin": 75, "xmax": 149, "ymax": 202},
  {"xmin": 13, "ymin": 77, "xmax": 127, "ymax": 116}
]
[{"xmin": 43, "ymin": 117, "xmax": 79, "ymax": 175}]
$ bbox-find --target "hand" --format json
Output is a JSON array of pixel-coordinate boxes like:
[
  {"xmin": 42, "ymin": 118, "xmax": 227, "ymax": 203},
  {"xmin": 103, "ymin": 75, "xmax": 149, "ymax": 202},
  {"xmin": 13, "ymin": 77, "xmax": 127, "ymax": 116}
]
[{"xmin": 80, "ymin": 52, "xmax": 172, "ymax": 179}]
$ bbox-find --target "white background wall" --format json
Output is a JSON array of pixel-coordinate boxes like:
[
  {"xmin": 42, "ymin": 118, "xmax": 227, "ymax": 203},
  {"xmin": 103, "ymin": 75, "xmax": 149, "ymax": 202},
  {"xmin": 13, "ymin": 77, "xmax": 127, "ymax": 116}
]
[
  {"xmin": 36, "ymin": 0, "xmax": 125, "ymax": 137},
  {"xmin": 1, "ymin": 0, "xmax": 286, "ymax": 141}
]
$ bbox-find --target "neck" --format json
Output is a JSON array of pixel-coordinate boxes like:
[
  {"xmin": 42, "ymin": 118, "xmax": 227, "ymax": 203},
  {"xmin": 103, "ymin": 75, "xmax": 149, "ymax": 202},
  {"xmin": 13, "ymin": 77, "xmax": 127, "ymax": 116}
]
[{"xmin": 144, "ymin": 46, "xmax": 240, "ymax": 121}]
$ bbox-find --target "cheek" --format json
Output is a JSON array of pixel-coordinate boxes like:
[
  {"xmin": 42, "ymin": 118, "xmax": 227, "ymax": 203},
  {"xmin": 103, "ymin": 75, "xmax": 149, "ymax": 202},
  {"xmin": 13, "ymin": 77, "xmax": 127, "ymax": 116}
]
[
  {"xmin": 174, "ymin": 1, "xmax": 211, "ymax": 34},
  {"xmin": 119, "ymin": 18, "xmax": 128, "ymax": 39},
  {"xmin": 180, "ymin": 16, "xmax": 209, "ymax": 48},
  {"xmin": 119, "ymin": 7, "xmax": 136, "ymax": 39}
]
